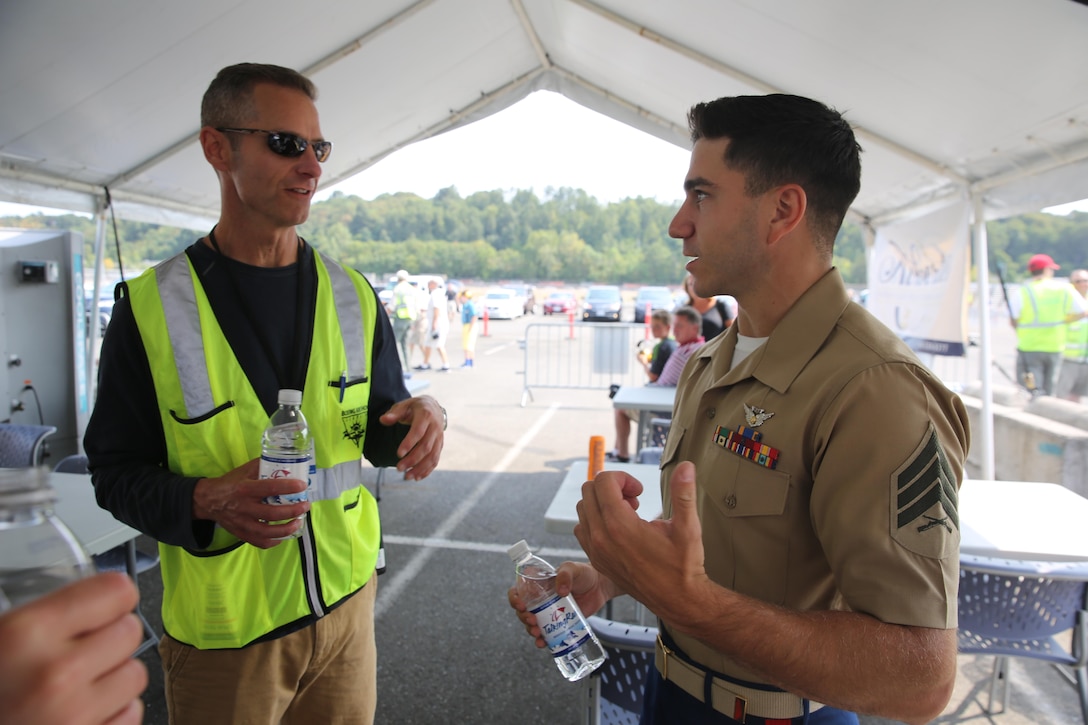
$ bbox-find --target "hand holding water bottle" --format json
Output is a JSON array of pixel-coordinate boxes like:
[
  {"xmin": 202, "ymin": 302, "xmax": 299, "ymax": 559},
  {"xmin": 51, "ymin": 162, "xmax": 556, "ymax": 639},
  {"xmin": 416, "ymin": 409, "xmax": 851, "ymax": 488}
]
[
  {"xmin": 507, "ymin": 541, "xmax": 611, "ymax": 681},
  {"xmin": 192, "ymin": 459, "xmax": 310, "ymax": 548},
  {"xmin": 0, "ymin": 573, "xmax": 148, "ymax": 725}
]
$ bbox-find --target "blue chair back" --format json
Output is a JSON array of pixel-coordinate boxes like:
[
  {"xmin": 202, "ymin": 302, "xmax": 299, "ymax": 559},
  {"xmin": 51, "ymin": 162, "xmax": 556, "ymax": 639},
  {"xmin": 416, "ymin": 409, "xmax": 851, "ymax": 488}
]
[
  {"xmin": 52, "ymin": 453, "xmax": 89, "ymax": 474},
  {"xmin": 584, "ymin": 616, "xmax": 656, "ymax": 725},
  {"xmin": 0, "ymin": 423, "xmax": 57, "ymax": 467},
  {"xmin": 957, "ymin": 554, "xmax": 1088, "ymax": 723}
]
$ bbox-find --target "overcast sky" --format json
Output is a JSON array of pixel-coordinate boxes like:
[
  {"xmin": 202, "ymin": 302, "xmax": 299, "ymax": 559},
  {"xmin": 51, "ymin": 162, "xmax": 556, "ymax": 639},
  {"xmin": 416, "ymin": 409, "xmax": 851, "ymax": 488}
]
[
  {"xmin": 316, "ymin": 91, "xmax": 691, "ymax": 205},
  {"xmin": 1, "ymin": 90, "xmax": 1085, "ymax": 217}
]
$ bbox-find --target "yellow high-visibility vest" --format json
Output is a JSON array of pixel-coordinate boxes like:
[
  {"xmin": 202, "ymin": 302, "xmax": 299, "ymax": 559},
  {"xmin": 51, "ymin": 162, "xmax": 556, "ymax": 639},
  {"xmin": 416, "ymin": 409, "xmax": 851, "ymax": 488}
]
[
  {"xmin": 1017, "ymin": 279, "xmax": 1074, "ymax": 353},
  {"xmin": 128, "ymin": 250, "xmax": 380, "ymax": 648}
]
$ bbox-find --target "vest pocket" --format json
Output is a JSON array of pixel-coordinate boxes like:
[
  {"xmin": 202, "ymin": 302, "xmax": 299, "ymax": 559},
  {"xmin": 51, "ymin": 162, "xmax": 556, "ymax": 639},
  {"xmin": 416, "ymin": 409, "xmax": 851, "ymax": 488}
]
[
  {"xmin": 165, "ymin": 400, "xmax": 251, "ymax": 477},
  {"xmin": 170, "ymin": 400, "xmax": 235, "ymax": 425}
]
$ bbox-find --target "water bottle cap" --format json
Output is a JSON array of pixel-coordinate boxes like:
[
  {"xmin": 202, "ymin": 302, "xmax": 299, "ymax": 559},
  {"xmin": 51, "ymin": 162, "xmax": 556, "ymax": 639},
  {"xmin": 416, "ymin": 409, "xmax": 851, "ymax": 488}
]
[
  {"xmin": 0, "ymin": 466, "xmax": 57, "ymax": 507},
  {"xmin": 507, "ymin": 539, "xmax": 531, "ymax": 562},
  {"xmin": 277, "ymin": 389, "xmax": 303, "ymax": 406}
]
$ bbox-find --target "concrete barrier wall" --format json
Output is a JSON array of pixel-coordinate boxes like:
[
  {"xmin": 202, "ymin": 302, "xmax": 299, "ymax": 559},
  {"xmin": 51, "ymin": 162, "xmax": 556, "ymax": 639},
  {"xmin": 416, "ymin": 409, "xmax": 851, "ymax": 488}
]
[{"xmin": 959, "ymin": 394, "xmax": 1088, "ymax": 496}]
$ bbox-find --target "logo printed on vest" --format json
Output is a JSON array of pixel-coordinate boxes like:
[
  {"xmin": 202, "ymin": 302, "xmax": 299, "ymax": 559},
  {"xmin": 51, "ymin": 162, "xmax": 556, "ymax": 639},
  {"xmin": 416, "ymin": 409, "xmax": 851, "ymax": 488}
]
[{"xmin": 341, "ymin": 405, "xmax": 367, "ymax": 448}]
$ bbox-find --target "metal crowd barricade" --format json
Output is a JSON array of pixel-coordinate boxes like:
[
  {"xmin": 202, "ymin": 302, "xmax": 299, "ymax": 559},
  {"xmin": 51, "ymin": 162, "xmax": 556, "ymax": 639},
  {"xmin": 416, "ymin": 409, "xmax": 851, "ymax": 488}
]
[{"xmin": 520, "ymin": 321, "xmax": 649, "ymax": 406}]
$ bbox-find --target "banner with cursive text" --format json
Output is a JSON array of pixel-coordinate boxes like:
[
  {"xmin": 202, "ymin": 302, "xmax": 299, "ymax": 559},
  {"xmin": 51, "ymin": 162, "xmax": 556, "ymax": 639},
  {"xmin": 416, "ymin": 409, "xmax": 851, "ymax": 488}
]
[{"xmin": 867, "ymin": 201, "xmax": 970, "ymax": 357}]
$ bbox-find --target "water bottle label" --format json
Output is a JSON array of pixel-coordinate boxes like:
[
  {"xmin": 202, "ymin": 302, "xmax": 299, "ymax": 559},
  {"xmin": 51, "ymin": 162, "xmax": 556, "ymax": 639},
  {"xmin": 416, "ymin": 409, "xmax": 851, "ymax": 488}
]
[
  {"xmin": 530, "ymin": 594, "xmax": 592, "ymax": 657},
  {"xmin": 259, "ymin": 454, "xmax": 312, "ymax": 504}
]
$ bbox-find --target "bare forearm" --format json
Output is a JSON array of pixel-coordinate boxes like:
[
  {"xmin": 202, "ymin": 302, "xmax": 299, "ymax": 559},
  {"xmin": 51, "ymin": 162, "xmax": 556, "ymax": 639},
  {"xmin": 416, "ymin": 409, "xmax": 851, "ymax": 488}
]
[{"xmin": 661, "ymin": 585, "xmax": 956, "ymax": 724}]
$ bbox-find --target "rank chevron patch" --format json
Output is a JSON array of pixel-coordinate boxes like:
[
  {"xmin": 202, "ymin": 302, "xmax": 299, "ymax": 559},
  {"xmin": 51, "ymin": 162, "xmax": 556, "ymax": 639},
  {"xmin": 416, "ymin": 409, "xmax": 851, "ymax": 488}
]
[{"xmin": 895, "ymin": 428, "xmax": 959, "ymax": 543}]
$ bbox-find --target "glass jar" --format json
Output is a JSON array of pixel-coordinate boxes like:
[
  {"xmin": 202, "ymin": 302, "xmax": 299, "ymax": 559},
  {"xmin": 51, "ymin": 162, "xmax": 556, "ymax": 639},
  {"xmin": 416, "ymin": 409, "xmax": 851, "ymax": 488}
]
[{"xmin": 0, "ymin": 466, "xmax": 94, "ymax": 611}]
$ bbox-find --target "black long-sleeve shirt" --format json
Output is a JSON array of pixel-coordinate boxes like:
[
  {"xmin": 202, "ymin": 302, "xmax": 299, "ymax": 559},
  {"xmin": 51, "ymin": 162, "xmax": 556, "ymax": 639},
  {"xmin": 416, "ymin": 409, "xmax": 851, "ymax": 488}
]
[{"xmin": 84, "ymin": 240, "xmax": 409, "ymax": 550}]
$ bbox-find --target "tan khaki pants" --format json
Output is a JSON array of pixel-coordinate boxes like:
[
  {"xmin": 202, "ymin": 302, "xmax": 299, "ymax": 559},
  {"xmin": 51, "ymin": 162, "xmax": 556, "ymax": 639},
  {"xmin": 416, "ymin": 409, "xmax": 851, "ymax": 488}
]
[{"xmin": 161, "ymin": 575, "xmax": 377, "ymax": 725}]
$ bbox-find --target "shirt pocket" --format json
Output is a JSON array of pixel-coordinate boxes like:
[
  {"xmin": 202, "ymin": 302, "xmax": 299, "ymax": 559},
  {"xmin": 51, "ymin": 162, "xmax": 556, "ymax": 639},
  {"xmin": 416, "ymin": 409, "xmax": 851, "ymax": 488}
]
[{"xmin": 703, "ymin": 449, "xmax": 793, "ymax": 602}]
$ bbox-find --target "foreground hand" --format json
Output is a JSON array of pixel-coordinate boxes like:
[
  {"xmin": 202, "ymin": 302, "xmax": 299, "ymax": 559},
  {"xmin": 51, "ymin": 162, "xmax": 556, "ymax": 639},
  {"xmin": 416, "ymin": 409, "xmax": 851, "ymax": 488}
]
[
  {"xmin": 192, "ymin": 459, "xmax": 310, "ymax": 548},
  {"xmin": 379, "ymin": 395, "xmax": 444, "ymax": 480},
  {"xmin": 575, "ymin": 461, "xmax": 708, "ymax": 622},
  {"xmin": 507, "ymin": 562, "xmax": 620, "ymax": 649},
  {"xmin": 0, "ymin": 573, "xmax": 148, "ymax": 725}
]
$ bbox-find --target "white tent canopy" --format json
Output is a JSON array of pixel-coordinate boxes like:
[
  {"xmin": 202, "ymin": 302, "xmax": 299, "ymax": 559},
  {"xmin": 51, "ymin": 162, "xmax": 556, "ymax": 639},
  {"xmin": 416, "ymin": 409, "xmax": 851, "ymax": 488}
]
[{"xmin": 3, "ymin": 0, "xmax": 1088, "ymax": 230}]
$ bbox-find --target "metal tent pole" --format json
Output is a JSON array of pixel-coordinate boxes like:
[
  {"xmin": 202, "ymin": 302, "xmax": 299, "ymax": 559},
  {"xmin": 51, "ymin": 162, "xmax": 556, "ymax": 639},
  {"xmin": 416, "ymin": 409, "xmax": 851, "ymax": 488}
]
[{"xmin": 972, "ymin": 194, "xmax": 995, "ymax": 480}]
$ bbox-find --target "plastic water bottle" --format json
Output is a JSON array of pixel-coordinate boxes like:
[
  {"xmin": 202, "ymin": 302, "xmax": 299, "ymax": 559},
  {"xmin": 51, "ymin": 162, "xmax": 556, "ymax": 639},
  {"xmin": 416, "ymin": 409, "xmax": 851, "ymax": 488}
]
[
  {"xmin": 259, "ymin": 389, "xmax": 315, "ymax": 539},
  {"xmin": 0, "ymin": 466, "xmax": 94, "ymax": 611},
  {"xmin": 508, "ymin": 539, "xmax": 606, "ymax": 681}
]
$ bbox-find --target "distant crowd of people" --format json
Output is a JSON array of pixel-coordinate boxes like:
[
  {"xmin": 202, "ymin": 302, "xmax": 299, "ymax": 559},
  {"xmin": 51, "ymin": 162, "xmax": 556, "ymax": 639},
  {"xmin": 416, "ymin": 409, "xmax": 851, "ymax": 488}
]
[
  {"xmin": 606, "ymin": 273, "xmax": 737, "ymax": 462},
  {"xmin": 388, "ymin": 270, "xmax": 481, "ymax": 372}
]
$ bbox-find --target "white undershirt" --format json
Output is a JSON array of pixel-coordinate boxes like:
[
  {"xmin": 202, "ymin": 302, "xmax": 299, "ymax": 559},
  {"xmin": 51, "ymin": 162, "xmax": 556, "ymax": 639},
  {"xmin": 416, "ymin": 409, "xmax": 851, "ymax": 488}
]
[{"xmin": 731, "ymin": 334, "xmax": 768, "ymax": 371}]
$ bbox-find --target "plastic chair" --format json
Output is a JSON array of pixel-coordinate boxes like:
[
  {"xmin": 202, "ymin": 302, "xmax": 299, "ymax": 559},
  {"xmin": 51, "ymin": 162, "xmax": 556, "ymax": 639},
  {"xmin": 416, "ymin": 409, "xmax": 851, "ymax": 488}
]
[
  {"xmin": 583, "ymin": 616, "xmax": 657, "ymax": 725},
  {"xmin": 648, "ymin": 417, "xmax": 672, "ymax": 448},
  {"xmin": 52, "ymin": 454, "xmax": 161, "ymax": 656},
  {"xmin": 957, "ymin": 554, "xmax": 1088, "ymax": 724},
  {"xmin": 634, "ymin": 417, "xmax": 671, "ymax": 465},
  {"xmin": 0, "ymin": 423, "xmax": 56, "ymax": 467}
]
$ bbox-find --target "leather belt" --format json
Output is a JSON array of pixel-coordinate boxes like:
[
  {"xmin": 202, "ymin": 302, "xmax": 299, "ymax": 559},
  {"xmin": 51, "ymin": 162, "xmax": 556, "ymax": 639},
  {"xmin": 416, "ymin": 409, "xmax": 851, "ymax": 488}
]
[{"xmin": 654, "ymin": 634, "xmax": 822, "ymax": 722}]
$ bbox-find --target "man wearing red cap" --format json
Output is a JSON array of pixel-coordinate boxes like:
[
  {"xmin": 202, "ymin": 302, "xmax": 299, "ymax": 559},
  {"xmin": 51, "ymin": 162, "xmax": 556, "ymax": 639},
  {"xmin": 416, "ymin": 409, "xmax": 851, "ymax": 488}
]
[{"xmin": 1010, "ymin": 253, "xmax": 1088, "ymax": 396}]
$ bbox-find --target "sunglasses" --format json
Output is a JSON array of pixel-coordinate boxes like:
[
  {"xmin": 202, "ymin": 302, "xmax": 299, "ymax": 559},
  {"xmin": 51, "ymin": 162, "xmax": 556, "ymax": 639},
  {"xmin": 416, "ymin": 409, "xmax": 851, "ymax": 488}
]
[{"xmin": 217, "ymin": 127, "xmax": 332, "ymax": 163}]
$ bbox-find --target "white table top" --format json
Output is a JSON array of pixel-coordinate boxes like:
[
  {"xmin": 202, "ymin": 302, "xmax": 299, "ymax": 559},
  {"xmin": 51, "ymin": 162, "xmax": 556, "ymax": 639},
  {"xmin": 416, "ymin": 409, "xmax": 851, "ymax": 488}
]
[
  {"xmin": 610, "ymin": 384, "xmax": 676, "ymax": 413},
  {"xmin": 959, "ymin": 479, "xmax": 1088, "ymax": 562},
  {"xmin": 50, "ymin": 472, "xmax": 140, "ymax": 556},
  {"xmin": 545, "ymin": 468, "xmax": 1088, "ymax": 564},
  {"xmin": 544, "ymin": 459, "xmax": 663, "ymax": 535}
]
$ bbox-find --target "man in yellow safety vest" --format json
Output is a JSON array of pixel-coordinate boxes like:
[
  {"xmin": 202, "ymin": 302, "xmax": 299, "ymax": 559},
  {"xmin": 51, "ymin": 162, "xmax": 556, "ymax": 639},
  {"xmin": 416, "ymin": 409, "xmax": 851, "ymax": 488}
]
[{"xmin": 1010, "ymin": 253, "xmax": 1087, "ymax": 396}]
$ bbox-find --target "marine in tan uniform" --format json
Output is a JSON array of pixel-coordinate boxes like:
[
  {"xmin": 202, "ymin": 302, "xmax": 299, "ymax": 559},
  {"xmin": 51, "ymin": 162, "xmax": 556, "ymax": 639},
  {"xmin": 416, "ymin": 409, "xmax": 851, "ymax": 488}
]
[{"xmin": 509, "ymin": 94, "xmax": 969, "ymax": 725}]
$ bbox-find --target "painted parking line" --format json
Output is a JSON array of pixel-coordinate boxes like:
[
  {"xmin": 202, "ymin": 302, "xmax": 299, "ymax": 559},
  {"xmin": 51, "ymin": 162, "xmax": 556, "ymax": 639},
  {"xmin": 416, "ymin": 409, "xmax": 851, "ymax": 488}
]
[{"xmin": 375, "ymin": 402, "xmax": 561, "ymax": 619}]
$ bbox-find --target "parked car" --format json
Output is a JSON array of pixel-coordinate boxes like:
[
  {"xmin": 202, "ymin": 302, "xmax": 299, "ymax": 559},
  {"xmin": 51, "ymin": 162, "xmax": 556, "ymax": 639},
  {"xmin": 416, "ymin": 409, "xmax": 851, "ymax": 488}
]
[
  {"xmin": 505, "ymin": 282, "xmax": 536, "ymax": 315},
  {"xmin": 484, "ymin": 288, "xmax": 523, "ymax": 320},
  {"xmin": 582, "ymin": 285, "xmax": 622, "ymax": 322},
  {"xmin": 542, "ymin": 291, "xmax": 577, "ymax": 315},
  {"xmin": 632, "ymin": 285, "xmax": 676, "ymax": 323},
  {"xmin": 85, "ymin": 296, "xmax": 114, "ymax": 336}
]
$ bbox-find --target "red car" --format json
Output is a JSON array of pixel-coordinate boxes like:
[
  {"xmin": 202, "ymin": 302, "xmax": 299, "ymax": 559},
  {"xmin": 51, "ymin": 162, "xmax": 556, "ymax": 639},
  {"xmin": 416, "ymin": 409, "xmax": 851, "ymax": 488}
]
[{"xmin": 542, "ymin": 292, "xmax": 577, "ymax": 315}]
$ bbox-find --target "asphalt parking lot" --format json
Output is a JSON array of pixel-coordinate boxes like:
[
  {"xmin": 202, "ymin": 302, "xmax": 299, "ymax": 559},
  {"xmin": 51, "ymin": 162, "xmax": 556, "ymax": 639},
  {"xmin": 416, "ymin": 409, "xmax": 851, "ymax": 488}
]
[{"xmin": 128, "ymin": 309, "xmax": 1082, "ymax": 724}]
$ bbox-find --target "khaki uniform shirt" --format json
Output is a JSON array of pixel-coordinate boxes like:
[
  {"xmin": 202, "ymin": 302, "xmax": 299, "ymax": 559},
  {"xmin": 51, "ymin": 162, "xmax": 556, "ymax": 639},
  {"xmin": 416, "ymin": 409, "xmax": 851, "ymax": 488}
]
[{"xmin": 660, "ymin": 268, "xmax": 970, "ymax": 683}]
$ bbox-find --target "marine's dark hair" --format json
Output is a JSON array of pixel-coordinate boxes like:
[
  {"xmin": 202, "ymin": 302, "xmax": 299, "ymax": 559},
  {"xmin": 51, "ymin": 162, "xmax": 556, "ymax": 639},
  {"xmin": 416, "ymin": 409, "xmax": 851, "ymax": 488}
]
[
  {"xmin": 201, "ymin": 63, "xmax": 317, "ymax": 129},
  {"xmin": 687, "ymin": 94, "xmax": 862, "ymax": 255}
]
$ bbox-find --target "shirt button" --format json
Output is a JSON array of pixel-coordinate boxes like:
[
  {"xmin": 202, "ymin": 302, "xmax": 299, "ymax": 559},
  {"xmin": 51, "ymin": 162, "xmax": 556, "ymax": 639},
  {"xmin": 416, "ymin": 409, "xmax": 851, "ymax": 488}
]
[
  {"xmin": 725, "ymin": 494, "xmax": 737, "ymax": 509},
  {"xmin": 705, "ymin": 408, "xmax": 716, "ymax": 420}
]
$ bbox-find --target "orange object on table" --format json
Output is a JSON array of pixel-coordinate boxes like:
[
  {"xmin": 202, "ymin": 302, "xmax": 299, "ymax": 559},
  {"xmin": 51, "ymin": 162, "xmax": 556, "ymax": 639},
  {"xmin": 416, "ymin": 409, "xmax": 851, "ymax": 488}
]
[{"xmin": 588, "ymin": 435, "xmax": 605, "ymax": 479}]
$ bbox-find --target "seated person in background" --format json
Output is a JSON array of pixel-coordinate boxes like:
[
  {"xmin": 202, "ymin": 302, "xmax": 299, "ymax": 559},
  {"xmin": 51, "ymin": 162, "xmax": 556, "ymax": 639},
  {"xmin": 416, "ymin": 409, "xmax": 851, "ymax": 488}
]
[
  {"xmin": 608, "ymin": 306, "xmax": 704, "ymax": 462},
  {"xmin": 682, "ymin": 272, "xmax": 735, "ymax": 340},
  {"xmin": 639, "ymin": 309, "xmax": 677, "ymax": 383}
]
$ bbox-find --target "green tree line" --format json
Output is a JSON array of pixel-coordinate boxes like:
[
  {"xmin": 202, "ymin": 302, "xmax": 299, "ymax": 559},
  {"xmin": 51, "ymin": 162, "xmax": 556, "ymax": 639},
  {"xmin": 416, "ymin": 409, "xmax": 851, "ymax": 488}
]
[{"xmin": 3, "ymin": 187, "xmax": 1086, "ymax": 286}]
